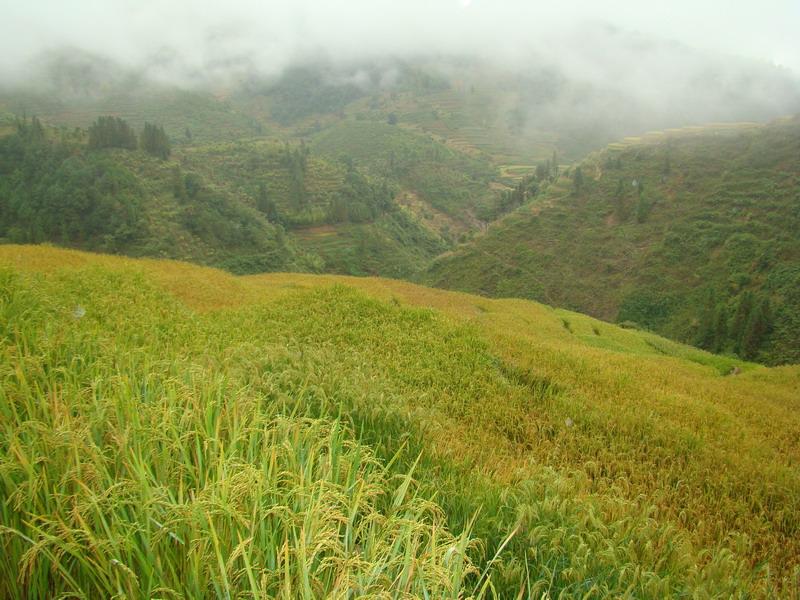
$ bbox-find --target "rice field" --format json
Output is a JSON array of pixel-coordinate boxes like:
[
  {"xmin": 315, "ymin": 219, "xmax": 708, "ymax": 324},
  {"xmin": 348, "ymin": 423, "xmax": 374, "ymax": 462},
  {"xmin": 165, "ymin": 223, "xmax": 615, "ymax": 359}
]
[{"xmin": 1, "ymin": 245, "xmax": 799, "ymax": 598}]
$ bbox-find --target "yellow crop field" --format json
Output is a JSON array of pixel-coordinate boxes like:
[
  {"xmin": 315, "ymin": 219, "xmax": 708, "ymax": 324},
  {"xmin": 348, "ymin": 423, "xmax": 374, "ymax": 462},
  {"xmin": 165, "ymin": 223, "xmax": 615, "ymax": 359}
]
[{"xmin": 1, "ymin": 245, "xmax": 798, "ymax": 598}]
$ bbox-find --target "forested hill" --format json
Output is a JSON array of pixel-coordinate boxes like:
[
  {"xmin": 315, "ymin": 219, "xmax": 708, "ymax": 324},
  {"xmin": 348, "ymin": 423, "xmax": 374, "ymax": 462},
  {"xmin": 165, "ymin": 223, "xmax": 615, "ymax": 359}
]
[
  {"xmin": 0, "ymin": 115, "xmax": 459, "ymax": 277},
  {"xmin": 427, "ymin": 118, "xmax": 800, "ymax": 365},
  {"xmin": 2, "ymin": 50, "xmax": 800, "ymax": 280},
  {"xmin": 0, "ymin": 117, "xmax": 320, "ymax": 274}
]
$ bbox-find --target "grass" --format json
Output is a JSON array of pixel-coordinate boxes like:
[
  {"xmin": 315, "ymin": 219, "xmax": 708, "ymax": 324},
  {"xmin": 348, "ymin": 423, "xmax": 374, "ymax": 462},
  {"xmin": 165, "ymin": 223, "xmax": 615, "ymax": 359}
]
[
  {"xmin": 427, "ymin": 117, "xmax": 800, "ymax": 365},
  {"xmin": 0, "ymin": 86, "xmax": 265, "ymax": 144},
  {"xmin": 310, "ymin": 120, "xmax": 497, "ymax": 220},
  {"xmin": 2, "ymin": 245, "xmax": 799, "ymax": 598}
]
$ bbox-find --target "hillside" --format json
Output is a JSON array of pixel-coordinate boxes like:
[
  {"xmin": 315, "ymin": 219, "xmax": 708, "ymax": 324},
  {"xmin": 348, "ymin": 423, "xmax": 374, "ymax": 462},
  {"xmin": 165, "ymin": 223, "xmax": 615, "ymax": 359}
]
[
  {"xmin": 0, "ymin": 117, "xmax": 463, "ymax": 277},
  {"xmin": 428, "ymin": 118, "xmax": 800, "ymax": 365},
  {"xmin": 2, "ymin": 245, "xmax": 799, "ymax": 597},
  {"xmin": 0, "ymin": 120, "xmax": 321, "ymax": 274},
  {"xmin": 2, "ymin": 49, "xmax": 799, "ymax": 281}
]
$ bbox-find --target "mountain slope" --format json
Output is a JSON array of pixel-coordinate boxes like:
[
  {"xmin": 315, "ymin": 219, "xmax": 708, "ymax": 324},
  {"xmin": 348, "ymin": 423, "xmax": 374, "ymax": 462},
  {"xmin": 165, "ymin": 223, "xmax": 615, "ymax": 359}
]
[
  {"xmin": 3, "ymin": 48, "xmax": 799, "ymax": 281},
  {"xmin": 428, "ymin": 117, "xmax": 800, "ymax": 365},
  {"xmin": 2, "ymin": 245, "xmax": 799, "ymax": 597},
  {"xmin": 0, "ymin": 118, "xmax": 457, "ymax": 277}
]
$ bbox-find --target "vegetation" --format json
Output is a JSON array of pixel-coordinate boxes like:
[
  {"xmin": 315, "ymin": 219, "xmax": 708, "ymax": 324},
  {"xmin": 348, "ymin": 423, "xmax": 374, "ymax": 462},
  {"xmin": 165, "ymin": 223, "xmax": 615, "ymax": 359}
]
[
  {"xmin": 88, "ymin": 116, "xmax": 137, "ymax": 150},
  {"xmin": 428, "ymin": 118, "xmax": 800, "ymax": 365},
  {"xmin": 0, "ymin": 118, "xmax": 313, "ymax": 272},
  {"xmin": 2, "ymin": 246, "xmax": 799, "ymax": 598},
  {"xmin": 177, "ymin": 137, "xmax": 449, "ymax": 276},
  {"xmin": 311, "ymin": 120, "xmax": 496, "ymax": 220},
  {"xmin": 2, "ymin": 46, "xmax": 800, "ymax": 600},
  {"xmin": 261, "ymin": 64, "xmax": 367, "ymax": 125},
  {"xmin": 0, "ymin": 118, "xmax": 144, "ymax": 249},
  {"xmin": 139, "ymin": 121, "xmax": 170, "ymax": 159}
]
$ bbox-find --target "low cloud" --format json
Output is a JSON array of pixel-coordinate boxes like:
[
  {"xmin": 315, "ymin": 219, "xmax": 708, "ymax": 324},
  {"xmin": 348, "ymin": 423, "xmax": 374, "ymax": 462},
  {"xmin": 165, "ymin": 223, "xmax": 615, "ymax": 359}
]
[{"xmin": 1, "ymin": 0, "xmax": 798, "ymax": 142}]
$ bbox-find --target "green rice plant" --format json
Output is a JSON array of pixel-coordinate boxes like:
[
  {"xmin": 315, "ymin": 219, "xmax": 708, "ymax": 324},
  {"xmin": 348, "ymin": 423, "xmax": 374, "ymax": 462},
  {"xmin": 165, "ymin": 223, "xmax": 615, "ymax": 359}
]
[
  {"xmin": 0, "ymin": 266, "xmax": 483, "ymax": 599},
  {"xmin": 1, "ymin": 248, "xmax": 799, "ymax": 598}
]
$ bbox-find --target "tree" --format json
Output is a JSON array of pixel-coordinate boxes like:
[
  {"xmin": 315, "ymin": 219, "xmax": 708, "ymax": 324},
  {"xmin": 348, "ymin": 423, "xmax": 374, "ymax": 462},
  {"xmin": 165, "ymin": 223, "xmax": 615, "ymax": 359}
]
[
  {"xmin": 635, "ymin": 193, "xmax": 652, "ymax": 223},
  {"xmin": 88, "ymin": 116, "xmax": 137, "ymax": 150},
  {"xmin": 712, "ymin": 304, "xmax": 729, "ymax": 353},
  {"xmin": 16, "ymin": 116, "xmax": 45, "ymax": 141},
  {"xmin": 171, "ymin": 166, "xmax": 187, "ymax": 201},
  {"xmin": 740, "ymin": 298, "xmax": 772, "ymax": 359},
  {"xmin": 573, "ymin": 166, "xmax": 584, "ymax": 193},
  {"xmin": 387, "ymin": 112, "xmax": 398, "ymax": 125},
  {"xmin": 615, "ymin": 178, "xmax": 625, "ymax": 198},
  {"xmin": 184, "ymin": 173, "xmax": 202, "ymax": 199},
  {"xmin": 696, "ymin": 290, "xmax": 717, "ymax": 349},
  {"xmin": 256, "ymin": 183, "xmax": 280, "ymax": 223},
  {"xmin": 535, "ymin": 162, "xmax": 548, "ymax": 180},
  {"xmin": 140, "ymin": 123, "xmax": 171, "ymax": 159},
  {"xmin": 613, "ymin": 178, "xmax": 628, "ymax": 221},
  {"xmin": 730, "ymin": 291, "xmax": 754, "ymax": 353}
]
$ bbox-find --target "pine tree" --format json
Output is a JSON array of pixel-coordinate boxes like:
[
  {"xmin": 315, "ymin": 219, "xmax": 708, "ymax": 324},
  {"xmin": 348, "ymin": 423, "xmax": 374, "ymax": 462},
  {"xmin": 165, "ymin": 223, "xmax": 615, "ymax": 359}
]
[
  {"xmin": 171, "ymin": 166, "xmax": 187, "ymax": 201},
  {"xmin": 613, "ymin": 178, "xmax": 627, "ymax": 220},
  {"xmin": 696, "ymin": 290, "xmax": 717, "ymax": 349},
  {"xmin": 731, "ymin": 291, "xmax": 755, "ymax": 353},
  {"xmin": 88, "ymin": 116, "xmax": 137, "ymax": 150},
  {"xmin": 712, "ymin": 305, "xmax": 728, "ymax": 353},
  {"xmin": 740, "ymin": 298, "xmax": 772, "ymax": 359},
  {"xmin": 573, "ymin": 166, "xmax": 584, "ymax": 193},
  {"xmin": 141, "ymin": 123, "xmax": 171, "ymax": 159},
  {"xmin": 536, "ymin": 162, "xmax": 548, "ymax": 180},
  {"xmin": 257, "ymin": 183, "xmax": 280, "ymax": 223}
]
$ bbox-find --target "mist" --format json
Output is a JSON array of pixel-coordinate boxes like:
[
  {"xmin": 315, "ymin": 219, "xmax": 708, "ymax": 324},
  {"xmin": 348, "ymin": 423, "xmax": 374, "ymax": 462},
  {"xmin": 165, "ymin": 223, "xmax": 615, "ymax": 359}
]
[
  {"xmin": 2, "ymin": 1, "xmax": 799, "ymax": 80},
  {"xmin": 1, "ymin": 0, "xmax": 799, "ymax": 151}
]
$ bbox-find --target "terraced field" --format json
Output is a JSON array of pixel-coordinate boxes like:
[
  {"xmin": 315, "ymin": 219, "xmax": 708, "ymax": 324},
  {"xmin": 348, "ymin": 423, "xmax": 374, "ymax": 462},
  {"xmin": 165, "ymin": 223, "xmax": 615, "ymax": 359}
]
[
  {"xmin": 428, "ymin": 117, "xmax": 800, "ymax": 366},
  {"xmin": 1, "ymin": 245, "xmax": 798, "ymax": 598}
]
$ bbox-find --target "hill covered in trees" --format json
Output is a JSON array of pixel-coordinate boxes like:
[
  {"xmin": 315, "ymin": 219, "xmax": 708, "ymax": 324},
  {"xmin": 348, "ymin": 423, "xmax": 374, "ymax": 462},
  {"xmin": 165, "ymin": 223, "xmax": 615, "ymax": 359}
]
[
  {"xmin": 427, "ymin": 118, "xmax": 800, "ymax": 365},
  {"xmin": 2, "ymin": 52, "xmax": 800, "ymax": 357},
  {"xmin": 2, "ymin": 47, "xmax": 799, "ymax": 277},
  {"xmin": 0, "ymin": 117, "xmax": 319, "ymax": 274}
]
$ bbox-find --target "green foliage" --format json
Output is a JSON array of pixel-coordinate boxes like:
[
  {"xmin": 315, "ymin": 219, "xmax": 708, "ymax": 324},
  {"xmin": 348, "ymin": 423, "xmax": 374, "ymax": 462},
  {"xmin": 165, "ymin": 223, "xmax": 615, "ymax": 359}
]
[
  {"xmin": 635, "ymin": 195, "xmax": 652, "ymax": 223},
  {"xmin": 2, "ymin": 251, "xmax": 798, "ymax": 597},
  {"xmin": 0, "ymin": 128, "xmax": 144, "ymax": 249},
  {"xmin": 327, "ymin": 162, "xmax": 394, "ymax": 224},
  {"xmin": 256, "ymin": 182, "xmax": 280, "ymax": 223},
  {"xmin": 265, "ymin": 65, "xmax": 366, "ymax": 124},
  {"xmin": 429, "ymin": 119, "xmax": 800, "ymax": 365},
  {"xmin": 492, "ymin": 174, "xmax": 540, "ymax": 218},
  {"xmin": 87, "ymin": 115, "xmax": 137, "ymax": 150},
  {"xmin": 740, "ymin": 298, "xmax": 772, "ymax": 360},
  {"xmin": 0, "ymin": 122, "xmax": 314, "ymax": 273},
  {"xmin": 618, "ymin": 289, "xmax": 677, "ymax": 330},
  {"xmin": 311, "ymin": 120, "xmax": 495, "ymax": 219},
  {"xmin": 140, "ymin": 121, "xmax": 170, "ymax": 159},
  {"xmin": 572, "ymin": 165, "xmax": 584, "ymax": 192}
]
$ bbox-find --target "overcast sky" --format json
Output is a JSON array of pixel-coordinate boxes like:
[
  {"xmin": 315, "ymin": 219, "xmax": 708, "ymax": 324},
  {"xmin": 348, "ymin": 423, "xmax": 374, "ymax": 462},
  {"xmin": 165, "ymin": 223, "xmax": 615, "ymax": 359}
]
[{"xmin": 1, "ymin": 0, "xmax": 798, "ymax": 82}]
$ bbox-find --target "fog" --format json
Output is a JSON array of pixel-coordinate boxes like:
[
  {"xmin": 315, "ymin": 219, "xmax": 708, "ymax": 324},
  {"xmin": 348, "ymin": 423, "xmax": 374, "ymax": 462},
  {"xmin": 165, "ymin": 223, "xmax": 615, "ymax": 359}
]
[
  {"xmin": 2, "ymin": 0, "xmax": 798, "ymax": 81},
  {"xmin": 1, "ymin": 0, "xmax": 799, "ymax": 144}
]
